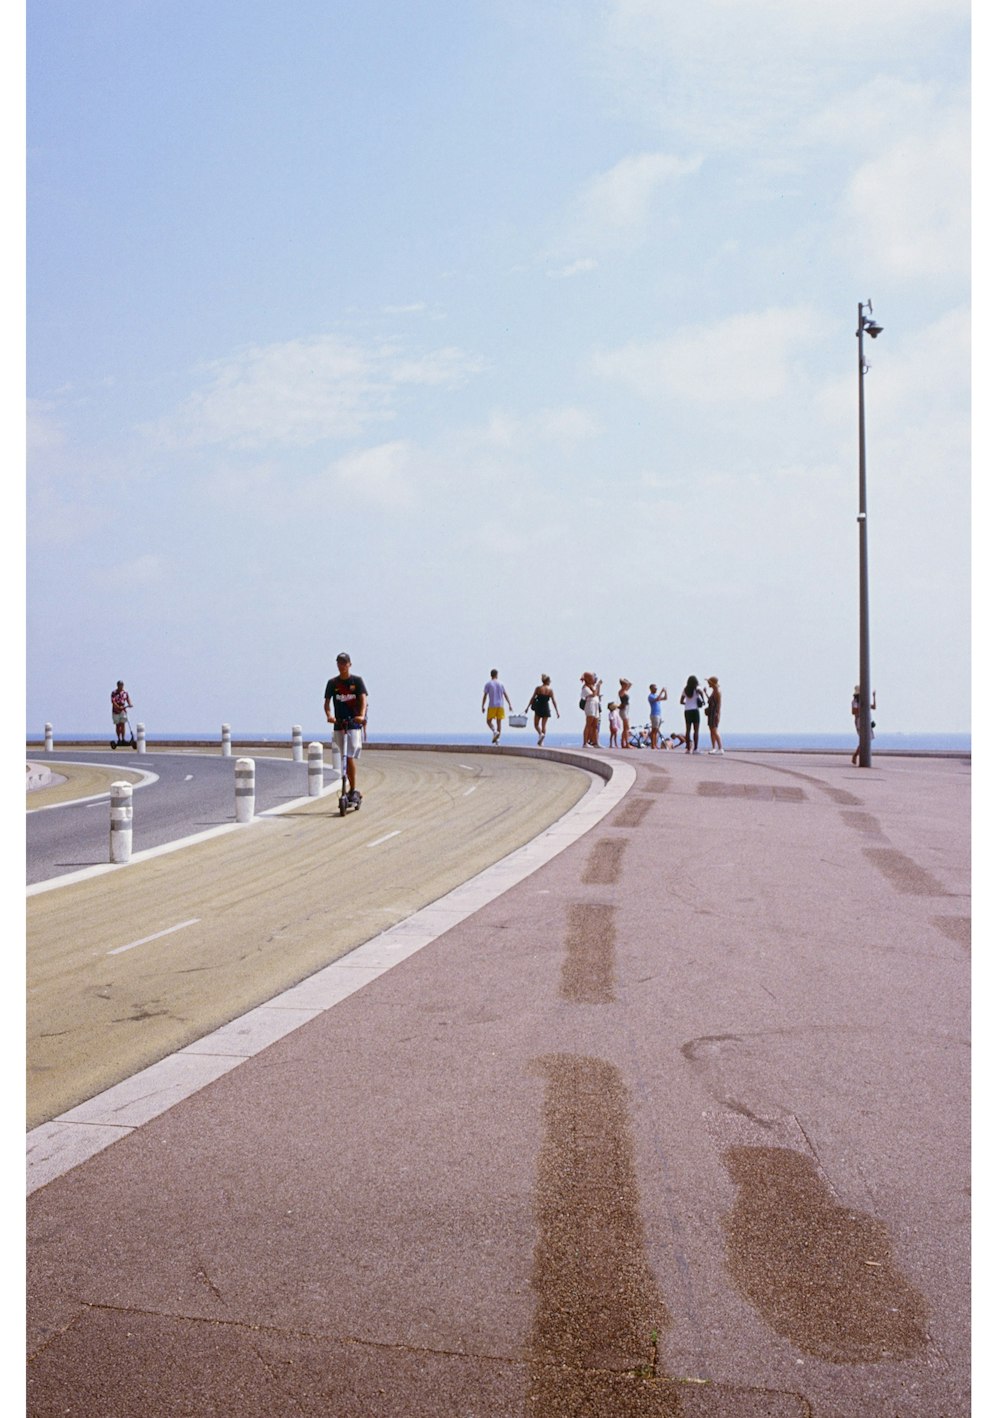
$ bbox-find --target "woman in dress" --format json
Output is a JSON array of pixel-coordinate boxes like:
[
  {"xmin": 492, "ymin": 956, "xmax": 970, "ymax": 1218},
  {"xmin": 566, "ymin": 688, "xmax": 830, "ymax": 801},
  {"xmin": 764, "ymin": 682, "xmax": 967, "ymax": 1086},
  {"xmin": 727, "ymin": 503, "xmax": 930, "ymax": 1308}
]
[
  {"xmin": 526, "ymin": 674, "xmax": 560, "ymax": 746},
  {"xmin": 679, "ymin": 674, "xmax": 705, "ymax": 753},
  {"xmin": 706, "ymin": 676, "xmax": 724, "ymax": 754}
]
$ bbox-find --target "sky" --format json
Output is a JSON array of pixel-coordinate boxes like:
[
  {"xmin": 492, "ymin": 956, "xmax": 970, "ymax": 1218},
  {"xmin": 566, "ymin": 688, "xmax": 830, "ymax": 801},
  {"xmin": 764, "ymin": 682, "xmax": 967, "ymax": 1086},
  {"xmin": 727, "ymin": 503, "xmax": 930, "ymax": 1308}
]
[{"xmin": 24, "ymin": 0, "xmax": 971, "ymax": 739}]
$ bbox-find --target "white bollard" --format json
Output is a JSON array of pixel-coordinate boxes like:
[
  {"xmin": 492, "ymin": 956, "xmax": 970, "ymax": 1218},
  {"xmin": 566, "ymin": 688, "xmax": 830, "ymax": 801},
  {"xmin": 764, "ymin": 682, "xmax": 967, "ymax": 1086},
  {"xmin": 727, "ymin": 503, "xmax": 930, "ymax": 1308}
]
[
  {"xmin": 44, "ymin": 722, "xmax": 53, "ymax": 754},
  {"xmin": 307, "ymin": 741, "xmax": 324, "ymax": 796},
  {"xmin": 136, "ymin": 722, "xmax": 146, "ymax": 753},
  {"xmin": 110, "ymin": 781, "xmax": 133, "ymax": 863},
  {"xmin": 221, "ymin": 723, "xmax": 232, "ymax": 757},
  {"xmin": 235, "ymin": 757, "xmax": 255, "ymax": 822},
  {"xmin": 292, "ymin": 725, "xmax": 303, "ymax": 762}
]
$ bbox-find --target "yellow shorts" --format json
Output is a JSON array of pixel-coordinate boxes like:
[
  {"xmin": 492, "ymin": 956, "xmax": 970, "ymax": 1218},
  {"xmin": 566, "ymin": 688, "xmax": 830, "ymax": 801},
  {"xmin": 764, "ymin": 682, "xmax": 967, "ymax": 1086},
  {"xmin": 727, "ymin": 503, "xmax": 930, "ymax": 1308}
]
[{"xmin": 486, "ymin": 707, "xmax": 505, "ymax": 723}]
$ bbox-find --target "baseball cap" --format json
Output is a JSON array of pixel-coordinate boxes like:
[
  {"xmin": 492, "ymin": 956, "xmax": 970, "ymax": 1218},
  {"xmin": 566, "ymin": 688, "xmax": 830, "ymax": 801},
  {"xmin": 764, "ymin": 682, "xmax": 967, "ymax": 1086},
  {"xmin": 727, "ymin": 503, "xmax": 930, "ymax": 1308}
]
[{"xmin": 337, "ymin": 652, "xmax": 351, "ymax": 663}]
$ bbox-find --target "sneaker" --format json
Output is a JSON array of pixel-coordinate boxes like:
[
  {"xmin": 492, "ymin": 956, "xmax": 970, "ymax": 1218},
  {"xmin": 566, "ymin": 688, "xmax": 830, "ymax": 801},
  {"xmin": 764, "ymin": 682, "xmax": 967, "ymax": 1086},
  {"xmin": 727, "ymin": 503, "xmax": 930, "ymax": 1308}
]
[{"xmin": 349, "ymin": 789, "xmax": 362, "ymax": 805}]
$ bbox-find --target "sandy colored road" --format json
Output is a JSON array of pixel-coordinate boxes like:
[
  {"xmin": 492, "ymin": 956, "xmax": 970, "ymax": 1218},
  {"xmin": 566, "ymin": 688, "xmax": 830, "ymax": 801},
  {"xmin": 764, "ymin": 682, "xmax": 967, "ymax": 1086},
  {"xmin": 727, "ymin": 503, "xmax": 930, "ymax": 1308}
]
[
  {"xmin": 26, "ymin": 761, "xmax": 146, "ymax": 809},
  {"xmin": 27, "ymin": 749, "xmax": 589, "ymax": 1129}
]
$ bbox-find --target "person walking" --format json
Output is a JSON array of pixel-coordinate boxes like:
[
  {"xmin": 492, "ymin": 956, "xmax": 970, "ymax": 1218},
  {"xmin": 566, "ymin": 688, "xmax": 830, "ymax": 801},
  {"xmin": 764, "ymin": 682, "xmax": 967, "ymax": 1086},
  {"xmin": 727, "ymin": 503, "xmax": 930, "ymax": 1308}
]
[
  {"xmin": 706, "ymin": 677, "xmax": 724, "ymax": 754},
  {"xmin": 680, "ymin": 675, "xmax": 706, "ymax": 753},
  {"xmin": 482, "ymin": 669, "xmax": 514, "ymax": 744},
  {"xmin": 580, "ymin": 672, "xmax": 602, "ymax": 747},
  {"xmin": 647, "ymin": 684, "xmax": 668, "ymax": 748},
  {"xmin": 851, "ymin": 685, "xmax": 877, "ymax": 765},
  {"xmin": 618, "ymin": 679, "xmax": 633, "ymax": 748},
  {"xmin": 324, "ymin": 653, "xmax": 368, "ymax": 804},
  {"xmin": 526, "ymin": 674, "xmax": 560, "ymax": 746},
  {"xmin": 110, "ymin": 680, "xmax": 133, "ymax": 747}
]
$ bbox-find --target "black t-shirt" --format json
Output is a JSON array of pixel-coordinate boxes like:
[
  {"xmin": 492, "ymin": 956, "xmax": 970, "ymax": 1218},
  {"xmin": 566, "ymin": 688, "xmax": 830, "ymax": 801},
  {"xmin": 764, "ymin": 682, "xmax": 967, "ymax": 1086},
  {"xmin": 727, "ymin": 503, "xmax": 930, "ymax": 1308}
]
[{"xmin": 324, "ymin": 674, "xmax": 367, "ymax": 724}]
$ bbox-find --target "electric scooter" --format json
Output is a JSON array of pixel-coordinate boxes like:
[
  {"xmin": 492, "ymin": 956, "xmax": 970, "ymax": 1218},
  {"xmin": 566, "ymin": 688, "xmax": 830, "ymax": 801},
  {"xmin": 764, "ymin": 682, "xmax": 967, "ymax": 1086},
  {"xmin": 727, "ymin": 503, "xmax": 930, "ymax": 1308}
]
[{"xmin": 110, "ymin": 712, "xmax": 138, "ymax": 750}]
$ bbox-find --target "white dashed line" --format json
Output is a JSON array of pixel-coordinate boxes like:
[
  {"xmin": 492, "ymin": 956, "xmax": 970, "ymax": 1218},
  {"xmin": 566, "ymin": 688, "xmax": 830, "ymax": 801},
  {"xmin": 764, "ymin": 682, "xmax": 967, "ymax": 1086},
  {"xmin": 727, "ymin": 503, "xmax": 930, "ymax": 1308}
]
[
  {"xmin": 367, "ymin": 831, "xmax": 401, "ymax": 847},
  {"xmin": 108, "ymin": 918, "xmax": 201, "ymax": 956},
  {"xmin": 463, "ymin": 785, "xmax": 478, "ymax": 796}
]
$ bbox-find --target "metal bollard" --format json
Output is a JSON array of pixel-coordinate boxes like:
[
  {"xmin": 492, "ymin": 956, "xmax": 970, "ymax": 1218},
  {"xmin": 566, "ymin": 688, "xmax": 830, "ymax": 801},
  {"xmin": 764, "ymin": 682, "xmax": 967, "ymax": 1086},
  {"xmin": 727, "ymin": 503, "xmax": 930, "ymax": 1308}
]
[
  {"xmin": 44, "ymin": 722, "xmax": 53, "ymax": 754},
  {"xmin": 291, "ymin": 725, "xmax": 303, "ymax": 762},
  {"xmin": 307, "ymin": 741, "xmax": 324, "ymax": 796},
  {"xmin": 110, "ymin": 781, "xmax": 133, "ymax": 863},
  {"xmin": 136, "ymin": 722, "xmax": 146, "ymax": 753},
  {"xmin": 235, "ymin": 757, "xmax": 255, "ymax": 823},
  {"xmin": 221, "ymin": 723, "xmax": 232, "ymax": 757}
]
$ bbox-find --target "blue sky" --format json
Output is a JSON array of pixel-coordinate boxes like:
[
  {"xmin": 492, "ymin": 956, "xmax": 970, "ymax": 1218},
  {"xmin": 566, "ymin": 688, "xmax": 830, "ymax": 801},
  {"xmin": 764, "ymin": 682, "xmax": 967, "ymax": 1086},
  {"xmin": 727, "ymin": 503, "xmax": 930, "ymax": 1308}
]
[{"xmin": 25, "ymin": 0, "xmax": 970, "ymax": 738}]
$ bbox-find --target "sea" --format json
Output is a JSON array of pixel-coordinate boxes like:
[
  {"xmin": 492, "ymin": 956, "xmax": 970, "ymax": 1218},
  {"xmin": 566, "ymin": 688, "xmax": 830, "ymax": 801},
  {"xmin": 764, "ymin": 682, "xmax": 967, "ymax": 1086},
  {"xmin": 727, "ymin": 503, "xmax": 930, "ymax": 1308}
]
[{"xmin": 36, "ymin": 730, "xmax": 971, "ymax": 754}]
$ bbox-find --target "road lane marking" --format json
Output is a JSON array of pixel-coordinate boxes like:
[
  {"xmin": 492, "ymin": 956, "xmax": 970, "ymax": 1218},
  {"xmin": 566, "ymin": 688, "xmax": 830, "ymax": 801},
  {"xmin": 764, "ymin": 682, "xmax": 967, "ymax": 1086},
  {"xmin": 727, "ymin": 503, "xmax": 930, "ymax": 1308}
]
[
  {"xmin": 463, "ymin": 785, "xmax": 478, "ymax": 796},
  {"xmin": 108, "ymin": 919, "xmax": 201, "ymax": 956},
  {"xmin": 367, "ymin": 831, "xmax": 401, "ymax": 847}
]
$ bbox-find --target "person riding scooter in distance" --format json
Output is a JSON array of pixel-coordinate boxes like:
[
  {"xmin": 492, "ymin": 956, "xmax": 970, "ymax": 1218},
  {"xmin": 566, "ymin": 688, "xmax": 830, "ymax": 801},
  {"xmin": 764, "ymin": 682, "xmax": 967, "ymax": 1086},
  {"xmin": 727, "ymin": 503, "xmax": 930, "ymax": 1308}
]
[
  {"xmin": 324, "ymin": 653, "xmax": 368, "ymax": 806},
  {"xmin": 110, "ymin": 680, "xmax": 133, "ymax": 747}
]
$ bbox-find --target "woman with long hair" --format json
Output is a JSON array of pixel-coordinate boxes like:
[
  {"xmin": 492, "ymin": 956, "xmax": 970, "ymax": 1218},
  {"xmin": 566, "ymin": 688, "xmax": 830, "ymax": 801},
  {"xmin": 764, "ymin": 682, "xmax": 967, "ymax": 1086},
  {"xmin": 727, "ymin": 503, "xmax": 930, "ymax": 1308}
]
[{"xmin": 679, "ymin": 674, "xmax": 705, "ymax": 753}]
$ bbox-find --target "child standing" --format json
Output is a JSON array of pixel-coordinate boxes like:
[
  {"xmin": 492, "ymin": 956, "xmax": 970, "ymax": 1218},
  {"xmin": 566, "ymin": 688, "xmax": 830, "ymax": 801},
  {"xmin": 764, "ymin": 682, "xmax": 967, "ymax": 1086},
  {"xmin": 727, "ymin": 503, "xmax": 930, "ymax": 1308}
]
[{"xmin": 607, "ymin": 702, "xmax": 622, "ymax": 747}]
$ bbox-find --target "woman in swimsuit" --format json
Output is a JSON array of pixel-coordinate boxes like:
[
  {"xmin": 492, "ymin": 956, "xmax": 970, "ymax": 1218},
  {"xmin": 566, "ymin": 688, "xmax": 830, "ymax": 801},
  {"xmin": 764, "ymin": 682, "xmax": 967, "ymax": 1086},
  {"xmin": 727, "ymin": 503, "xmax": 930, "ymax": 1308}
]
[{"xmin": 526, "ymin": 674, "xmax": 560, "ymax": 746}]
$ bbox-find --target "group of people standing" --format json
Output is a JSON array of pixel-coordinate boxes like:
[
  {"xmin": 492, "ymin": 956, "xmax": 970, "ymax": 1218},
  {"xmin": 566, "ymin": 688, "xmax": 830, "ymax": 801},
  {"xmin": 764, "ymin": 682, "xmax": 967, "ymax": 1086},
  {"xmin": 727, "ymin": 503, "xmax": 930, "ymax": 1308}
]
[
  {"xmin": 580, "ymin": 672, "xmax": 723, "ymax": 754},
  {"xmin": 482, "ymin": 669, "xmax": 723, "ymax": 753}
]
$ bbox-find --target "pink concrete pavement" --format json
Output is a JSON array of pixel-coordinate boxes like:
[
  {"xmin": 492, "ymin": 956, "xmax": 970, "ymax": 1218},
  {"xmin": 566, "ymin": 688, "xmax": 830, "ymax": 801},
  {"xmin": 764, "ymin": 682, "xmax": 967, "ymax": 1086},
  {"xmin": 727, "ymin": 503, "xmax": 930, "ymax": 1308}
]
[{"xmin": 27, "ymin": 749, "xmax": 971, "ymax": 1417}]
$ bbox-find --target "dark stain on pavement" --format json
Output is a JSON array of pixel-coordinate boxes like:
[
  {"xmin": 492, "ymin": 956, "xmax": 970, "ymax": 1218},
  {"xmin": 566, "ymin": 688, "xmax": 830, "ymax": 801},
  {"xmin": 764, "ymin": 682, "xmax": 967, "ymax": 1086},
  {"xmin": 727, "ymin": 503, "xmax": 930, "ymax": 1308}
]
[
  {"xmin": 698, "ymin": 783, "xmax": 805, "ymax": 802},
  {"xmin": 613, "ymin": 796, "xmax": 656, "ymax": 828},
  {"xmin": 526, "ymin": 1053, "xmax": 674, "ymax": 1413},
  {"xmin": 562, "ymin": 903, "xmax": 616, "ymax": 1004},
  {"xmin": 722, "ymin": 1145, "xmax": 930, "ymax": 1364},
  {"xmin": 931, "ymin": 914, "xmax": 971, "ymax": 949},
  {"xmin": 583, "ymin": 837, "xmax": 626, "ymax": 885},
  {"xmin": 840, "ymin": 810, "xmax": 889, "ymax": 840},
  {"xmin": 863, "ymin": 847, "xmax": 946, "ymax": 896},
  {"xmin": 644, "ymin": 776, "xmax": 671, "ymax": 793}
]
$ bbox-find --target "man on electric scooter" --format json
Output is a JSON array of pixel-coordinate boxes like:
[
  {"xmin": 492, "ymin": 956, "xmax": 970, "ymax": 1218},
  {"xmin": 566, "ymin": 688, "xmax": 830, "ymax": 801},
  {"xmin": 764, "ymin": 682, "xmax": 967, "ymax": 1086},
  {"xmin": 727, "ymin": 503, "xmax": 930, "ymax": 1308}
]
[{"xmin": 323, "ymin": 653, "xmax": 368, "ymax": 806}]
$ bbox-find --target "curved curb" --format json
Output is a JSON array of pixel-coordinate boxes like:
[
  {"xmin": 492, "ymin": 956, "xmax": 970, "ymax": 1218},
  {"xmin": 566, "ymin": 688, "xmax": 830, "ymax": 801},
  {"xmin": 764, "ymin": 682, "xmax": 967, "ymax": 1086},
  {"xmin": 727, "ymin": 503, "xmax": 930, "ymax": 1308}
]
[{"xmin": 27, "ymin": 749, "xmax": 635, "ymax": 1194}]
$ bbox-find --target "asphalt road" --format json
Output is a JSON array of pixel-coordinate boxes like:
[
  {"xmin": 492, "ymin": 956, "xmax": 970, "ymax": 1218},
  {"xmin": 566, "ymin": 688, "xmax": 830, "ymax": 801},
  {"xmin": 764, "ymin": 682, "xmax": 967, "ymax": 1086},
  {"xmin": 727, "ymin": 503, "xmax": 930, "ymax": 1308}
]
[{"xmin": 26, "ymin": 749, "xmax": 326, "ymax": 884}]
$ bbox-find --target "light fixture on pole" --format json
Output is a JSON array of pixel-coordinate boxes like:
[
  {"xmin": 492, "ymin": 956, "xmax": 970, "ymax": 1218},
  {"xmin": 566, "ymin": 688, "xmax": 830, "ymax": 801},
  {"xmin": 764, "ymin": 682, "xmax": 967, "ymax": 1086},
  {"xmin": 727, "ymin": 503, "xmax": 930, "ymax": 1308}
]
[{"xmin": 856, "ymin": 300, "xmax": 882, "ymax": 768}]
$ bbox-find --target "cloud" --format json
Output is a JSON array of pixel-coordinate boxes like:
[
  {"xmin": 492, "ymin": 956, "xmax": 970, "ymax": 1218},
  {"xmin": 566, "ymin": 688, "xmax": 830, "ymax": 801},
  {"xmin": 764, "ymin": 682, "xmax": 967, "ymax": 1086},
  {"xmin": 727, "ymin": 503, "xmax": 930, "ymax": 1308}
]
[
  {"xmin": 547, "ymin": 258, "xmax": 599, "ymax": 280},
  {"xmin": 326, "ymin": 440, "xmax": 417, "ymax": 509},
  {"xmin": 840, "ymin": 113, "xmax": 969, "ymax": 283},
  {"xmin": 569, "ymin": 152, "xmax": 702, "ymax": 251},
  {"xmin": 601, "ymin": 0, "xmax": 967, "ymax": 150},
  {"xmin": 147, "ymin": 334, "xmax": 483, "ymax": 451},
  {"xmin": 593, "ymin": 306, "xmax": 828, "ymax": 405}
]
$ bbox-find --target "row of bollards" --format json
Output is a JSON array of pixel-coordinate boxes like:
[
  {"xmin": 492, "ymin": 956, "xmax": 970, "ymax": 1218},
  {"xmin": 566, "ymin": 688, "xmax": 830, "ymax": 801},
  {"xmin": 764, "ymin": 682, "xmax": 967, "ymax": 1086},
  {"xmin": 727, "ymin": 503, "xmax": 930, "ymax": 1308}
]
[
  {"xmin": 42, "ymin": 724, "xmax": 308, "ymax": 757},
  {"xmin": 108, "ymin": 740, "xmax": 340, "ymax": 863}
]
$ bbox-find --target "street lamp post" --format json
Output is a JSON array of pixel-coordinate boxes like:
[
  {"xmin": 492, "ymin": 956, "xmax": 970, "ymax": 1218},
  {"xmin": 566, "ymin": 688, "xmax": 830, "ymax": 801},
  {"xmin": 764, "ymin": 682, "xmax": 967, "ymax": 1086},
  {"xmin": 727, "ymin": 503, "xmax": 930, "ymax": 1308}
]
[{"xmin": 856, "ymin": 300, "xmax": 882, "ymax": 769}]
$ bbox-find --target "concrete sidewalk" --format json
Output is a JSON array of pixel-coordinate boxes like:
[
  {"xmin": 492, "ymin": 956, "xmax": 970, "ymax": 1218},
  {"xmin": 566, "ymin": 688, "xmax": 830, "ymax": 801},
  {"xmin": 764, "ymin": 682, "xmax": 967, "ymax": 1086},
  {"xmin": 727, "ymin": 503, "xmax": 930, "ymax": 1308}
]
[{"xmin": 26, "ymin": 750, "xmax": 971, "ymax": 1417}]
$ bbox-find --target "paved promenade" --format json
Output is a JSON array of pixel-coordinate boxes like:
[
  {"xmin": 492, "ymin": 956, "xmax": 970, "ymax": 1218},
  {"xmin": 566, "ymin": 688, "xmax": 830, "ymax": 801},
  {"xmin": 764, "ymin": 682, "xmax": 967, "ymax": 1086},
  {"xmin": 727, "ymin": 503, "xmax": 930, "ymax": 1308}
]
[{"xmin": 26, "ymin": 749, "xmax": 971, "ymax": 1417}]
